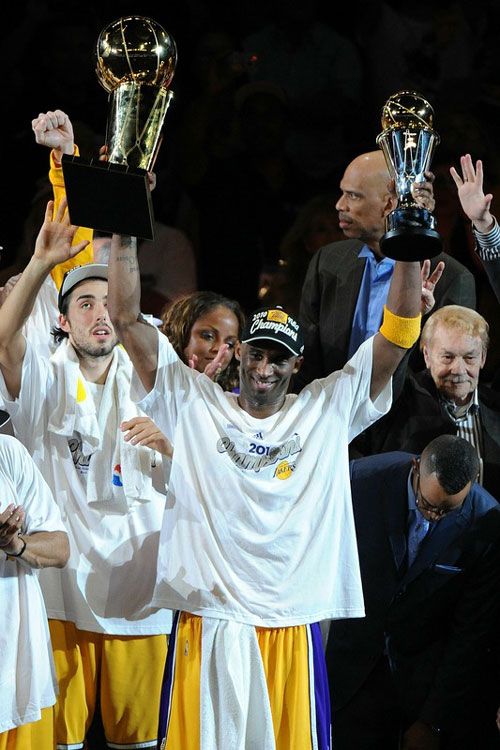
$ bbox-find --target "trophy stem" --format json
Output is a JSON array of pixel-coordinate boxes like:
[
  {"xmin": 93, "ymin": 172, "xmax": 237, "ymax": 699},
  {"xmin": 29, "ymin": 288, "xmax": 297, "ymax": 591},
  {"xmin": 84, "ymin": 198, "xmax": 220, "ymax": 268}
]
[{"xmin": 107, "ymin": 84, "xmax": 174, "ymax": 170}]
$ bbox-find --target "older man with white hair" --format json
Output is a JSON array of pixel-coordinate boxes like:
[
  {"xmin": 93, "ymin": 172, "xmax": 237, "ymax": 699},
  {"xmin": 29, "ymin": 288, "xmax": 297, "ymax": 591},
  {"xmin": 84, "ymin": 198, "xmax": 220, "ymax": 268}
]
[{"xmin": 358, "ymin": 304, "xmax": 500, "ymax": 496}]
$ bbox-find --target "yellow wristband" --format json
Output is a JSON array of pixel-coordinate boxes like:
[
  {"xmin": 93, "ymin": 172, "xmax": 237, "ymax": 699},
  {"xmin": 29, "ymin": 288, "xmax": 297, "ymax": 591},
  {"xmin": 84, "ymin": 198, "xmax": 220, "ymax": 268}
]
[{"xmin": 379, "ymin": 305, "xmax": 421, "ymax": 349}]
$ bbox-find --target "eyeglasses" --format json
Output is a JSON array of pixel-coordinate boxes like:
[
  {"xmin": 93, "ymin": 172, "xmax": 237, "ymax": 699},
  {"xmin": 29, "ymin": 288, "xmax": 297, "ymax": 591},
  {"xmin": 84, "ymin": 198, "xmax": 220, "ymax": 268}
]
[{"xmin": 414, "ymin": 472, "xmax": 459, "ymax": 518}]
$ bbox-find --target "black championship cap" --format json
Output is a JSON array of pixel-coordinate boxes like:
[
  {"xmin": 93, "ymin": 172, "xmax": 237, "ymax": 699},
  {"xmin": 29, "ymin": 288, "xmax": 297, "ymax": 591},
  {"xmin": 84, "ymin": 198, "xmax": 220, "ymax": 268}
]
[
  {"xmin": 58, "ymin": 263, "xmax": 108, "ymax": 312},
  {"xmin": 241, "ymin": 306, "xmax": 304, "ymax": 356}
]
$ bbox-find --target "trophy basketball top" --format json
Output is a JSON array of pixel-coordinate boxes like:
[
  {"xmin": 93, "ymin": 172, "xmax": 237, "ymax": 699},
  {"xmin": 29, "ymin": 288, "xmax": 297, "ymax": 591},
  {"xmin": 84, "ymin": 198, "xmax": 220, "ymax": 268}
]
[
  {"xmin": 96, "ymin": 16, "xmax": 177, "ymax": 93},
  {"xmin": 378, "ymin": 90, "xmax": 438, "ymax": 136}
]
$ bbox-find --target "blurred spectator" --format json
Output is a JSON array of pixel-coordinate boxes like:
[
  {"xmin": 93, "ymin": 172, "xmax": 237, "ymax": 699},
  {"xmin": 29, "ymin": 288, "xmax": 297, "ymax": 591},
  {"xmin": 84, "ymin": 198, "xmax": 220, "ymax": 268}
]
[
  {"xmin": 242, "ymin": 0, "xmax": 363, "ymax": 181},
  {"xmin": 192, "ymin": 80, "xmax": 315, "ymax": 312},
  {"xmin": 260, "ymin": 194, "xmax": 341, "ymax": 316}
]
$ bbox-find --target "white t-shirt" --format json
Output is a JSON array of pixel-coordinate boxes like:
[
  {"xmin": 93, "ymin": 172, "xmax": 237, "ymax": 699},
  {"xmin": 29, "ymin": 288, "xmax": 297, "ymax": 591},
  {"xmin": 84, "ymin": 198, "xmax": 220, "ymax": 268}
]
[
  {"xmin": 0, "ymin": 435, "xmax": 64, "ymax": 733},
  {"xmin": 135, "ymin": 330, "xmax": 392, "ymax": 627},
  {"xmin": 0, "ymin": 342, "xmax": 171, "ymax": 635}
]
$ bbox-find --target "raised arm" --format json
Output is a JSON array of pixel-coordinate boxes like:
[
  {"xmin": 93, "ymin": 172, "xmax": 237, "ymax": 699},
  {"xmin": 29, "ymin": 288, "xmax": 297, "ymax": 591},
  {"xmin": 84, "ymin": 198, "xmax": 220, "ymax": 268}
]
[
  {"xmin": 370, "ymin": 260, "xmax": 421, "ymax": 401},
  {"xmin": 0, "ymin": 199, "xmax": 88, "ymax": 397},
  {"xmin": 450, "ymin": 154, "xmax": 495, "ymax": 233},
  {"xmin": 107, "ymin": 233, "xmax": 159, "ymax": 392},
  {"xmin": 450, "ymin": 154, "xmax": 500, "ymax": 304}
]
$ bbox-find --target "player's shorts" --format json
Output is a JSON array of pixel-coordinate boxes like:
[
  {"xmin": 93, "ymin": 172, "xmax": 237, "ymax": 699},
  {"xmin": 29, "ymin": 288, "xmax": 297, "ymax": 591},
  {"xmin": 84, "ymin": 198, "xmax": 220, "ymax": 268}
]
[
  {"xmin": 158, "ymin": 612, "xmax": 331, "ymax": 750},
  {"xmin": 0, "ymin": 706, "xmax": 55, "ymax": 750},
  {"xmin": 49, "ymin": 619, "xmax": 168, "ymax": 749}
]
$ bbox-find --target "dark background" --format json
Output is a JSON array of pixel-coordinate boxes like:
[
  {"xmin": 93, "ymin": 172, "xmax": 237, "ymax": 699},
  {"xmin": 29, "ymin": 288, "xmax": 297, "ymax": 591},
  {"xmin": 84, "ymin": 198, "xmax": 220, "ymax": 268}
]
[{"xmin": 2, "ymin": 0, "xmax": 500, "ymax": 343}]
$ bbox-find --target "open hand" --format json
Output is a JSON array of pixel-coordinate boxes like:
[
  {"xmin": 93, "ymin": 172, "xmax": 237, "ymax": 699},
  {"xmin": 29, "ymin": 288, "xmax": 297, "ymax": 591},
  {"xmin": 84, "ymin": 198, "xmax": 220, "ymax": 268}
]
[
  {"xmin": 420, "ymin": 259, "xmax": 445, "ymax": 315},
  {"xmin": 34, "ymin": 199, "xmax": 89, "ymax": 268},
  {"xmin": 188, "ymin": 343, "xmax": 230, "ymax": 381},
  {"xmin": 450, "ymin": 154, "xmax": 494, "ymax": 233}
]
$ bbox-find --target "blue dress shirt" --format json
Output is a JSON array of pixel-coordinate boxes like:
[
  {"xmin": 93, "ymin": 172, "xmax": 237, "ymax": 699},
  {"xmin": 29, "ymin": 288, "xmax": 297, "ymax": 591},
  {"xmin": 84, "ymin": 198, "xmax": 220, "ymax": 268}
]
[{"xmin": 347, "ymin": 246, "xmax": 395, "ymax": 359}]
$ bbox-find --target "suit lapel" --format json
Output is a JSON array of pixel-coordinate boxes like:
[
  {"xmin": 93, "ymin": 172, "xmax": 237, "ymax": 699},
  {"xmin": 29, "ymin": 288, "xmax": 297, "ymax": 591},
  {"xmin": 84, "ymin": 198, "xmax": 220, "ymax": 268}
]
[
  {"xmin": 326, "ymin": 243, "xmax": 365, "ymax": 365},
  {"xmin": 401, "ymin": 498, "xmax": 472, "ymax": 587},
  {"xmin": 382, "ymin": 464, "xmax": 410, "ymax": 573}
]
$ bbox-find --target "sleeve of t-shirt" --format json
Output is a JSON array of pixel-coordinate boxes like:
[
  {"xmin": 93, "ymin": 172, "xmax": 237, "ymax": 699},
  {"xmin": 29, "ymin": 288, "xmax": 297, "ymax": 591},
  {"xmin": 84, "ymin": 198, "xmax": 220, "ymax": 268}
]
[
  {"xmin": 0, "ymin": 435, "xmax": 65, "ymax": 534},
  {"xmin": 130, "ymin": 327, "xmax": 198, "ymax": 441},
  {"xmin": 0, "ymin": 338, "xmax": 52, "ymax": 446},
  {"xmin": 317, "ymin": 336, "xmax": 392, "ymax": 442}
]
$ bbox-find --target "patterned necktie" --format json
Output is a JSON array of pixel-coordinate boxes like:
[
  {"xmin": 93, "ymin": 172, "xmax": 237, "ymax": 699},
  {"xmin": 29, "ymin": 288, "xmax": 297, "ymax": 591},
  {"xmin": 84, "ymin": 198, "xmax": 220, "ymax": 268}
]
[{"xmin": 407, "ymin": 510, "xmax": 430, "ymax": 567}]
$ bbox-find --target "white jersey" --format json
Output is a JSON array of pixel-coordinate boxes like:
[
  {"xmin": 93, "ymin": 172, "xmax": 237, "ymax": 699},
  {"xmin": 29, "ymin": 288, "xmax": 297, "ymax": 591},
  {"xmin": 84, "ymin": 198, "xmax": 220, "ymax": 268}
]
[
  {"xmin": 134, "ymin": 330, "xmax": 392, "ymax": 627},
  {"xmin": 0, "ymin": 340, "xmax": 171, "ymax": 635},
  {"xmin": 0, "ymin": 435, "xmax": 64, "ymax": 733}
]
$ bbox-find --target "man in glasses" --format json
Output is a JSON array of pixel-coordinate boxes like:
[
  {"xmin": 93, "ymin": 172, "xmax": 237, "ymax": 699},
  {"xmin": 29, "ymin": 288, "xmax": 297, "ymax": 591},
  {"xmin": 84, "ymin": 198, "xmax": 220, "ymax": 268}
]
[{"xmin": 326, "ymin": 434, "xmax": 500, "ymax": 750}]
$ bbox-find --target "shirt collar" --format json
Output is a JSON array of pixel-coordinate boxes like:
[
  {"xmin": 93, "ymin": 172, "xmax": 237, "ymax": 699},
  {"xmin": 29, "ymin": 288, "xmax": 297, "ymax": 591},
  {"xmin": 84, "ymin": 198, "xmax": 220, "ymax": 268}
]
[
  {"xmin": 358, "ymin": 245, "xmax": 396, "ymax": 269},
  {"xmin": 440, "ymin": 388, "xmax": 480, "ymax": 419}
]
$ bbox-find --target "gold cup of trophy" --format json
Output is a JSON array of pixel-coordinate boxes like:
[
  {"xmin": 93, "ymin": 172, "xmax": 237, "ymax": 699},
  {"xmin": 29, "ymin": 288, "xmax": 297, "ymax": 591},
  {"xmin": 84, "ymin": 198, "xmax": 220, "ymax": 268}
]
[
  {"xmin": 376, "ymin": 91, "xmax": 442, "ymax": 261},
  {"xmin": 62, "ymin": 16, "xmax": 177, "ymax": 240}
]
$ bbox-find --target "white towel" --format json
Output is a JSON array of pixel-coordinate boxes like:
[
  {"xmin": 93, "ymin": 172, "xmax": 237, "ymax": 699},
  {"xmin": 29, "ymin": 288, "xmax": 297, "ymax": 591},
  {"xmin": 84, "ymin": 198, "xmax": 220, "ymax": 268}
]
[
  {"xmin": 48, "ymin": 341, "xmax": 155, "ymax": 507},
  {"xmin": 200, "ymin": 618, "xmax": 276, "ymax": 750}
]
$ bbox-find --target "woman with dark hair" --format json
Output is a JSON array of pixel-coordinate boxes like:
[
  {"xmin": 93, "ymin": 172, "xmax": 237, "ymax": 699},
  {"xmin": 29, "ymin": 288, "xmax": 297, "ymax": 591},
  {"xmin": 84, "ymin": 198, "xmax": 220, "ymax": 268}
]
[
  {"xmin": 122, "ymin": 291, "xmax": 244, "ymax": 453},
  {"xmin": 161, "ymin": 290, "xmax": 245, "ymax": 392}
]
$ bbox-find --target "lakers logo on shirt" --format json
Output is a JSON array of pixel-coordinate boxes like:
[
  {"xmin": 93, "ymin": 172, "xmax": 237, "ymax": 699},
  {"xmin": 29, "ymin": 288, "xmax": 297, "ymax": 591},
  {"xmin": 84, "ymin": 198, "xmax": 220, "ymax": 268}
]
[
  {"xmin": 217, "ymin": 433, "xmax": 302, "ymax": 473},
  {"xmin": 275, "ymin": 460, "xmax": 295, "ymax": 480}
]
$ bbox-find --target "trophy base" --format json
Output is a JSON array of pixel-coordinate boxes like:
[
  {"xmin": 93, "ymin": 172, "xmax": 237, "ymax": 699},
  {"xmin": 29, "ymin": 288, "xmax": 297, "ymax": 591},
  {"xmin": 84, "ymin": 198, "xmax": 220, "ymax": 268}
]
[
  {"xmin": 61, "ymin": 155, "xmax": 155, "ymax": 240},
  {"xmin": 380, "ymin": 207, "xmax": 442, "ymax": 261}
]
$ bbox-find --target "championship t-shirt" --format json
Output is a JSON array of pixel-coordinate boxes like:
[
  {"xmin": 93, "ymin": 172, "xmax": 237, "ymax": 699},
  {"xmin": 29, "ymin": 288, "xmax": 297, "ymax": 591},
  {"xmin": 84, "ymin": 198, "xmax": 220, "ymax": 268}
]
[
  {"xmin": 0, "ymin": 435, "xmax": 64, "ymax": 732},
  {"xmin": 134, "ymin": 329, "xmax": 392, "ymax": 627}
]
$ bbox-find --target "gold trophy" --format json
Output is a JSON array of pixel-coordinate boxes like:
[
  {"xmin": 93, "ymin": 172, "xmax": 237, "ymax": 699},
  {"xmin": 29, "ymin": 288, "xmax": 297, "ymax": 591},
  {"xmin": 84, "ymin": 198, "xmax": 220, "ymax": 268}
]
[
  {"xmin": 376, "ymin": 91, "xmax": 442, "ymax": 261},
  {"xmin": 62, "ymin": 16, "xmax": 177, "ymax": 240}
]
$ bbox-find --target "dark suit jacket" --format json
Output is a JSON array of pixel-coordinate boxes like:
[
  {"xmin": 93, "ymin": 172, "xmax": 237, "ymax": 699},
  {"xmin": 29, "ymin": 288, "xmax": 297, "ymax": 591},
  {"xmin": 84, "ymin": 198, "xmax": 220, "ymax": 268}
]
[
  {"xmin": 296, "ymin": 239, "xmax": 476, "ymax": 388},
  {"xmin": 326, "ymin": 452, "xmax": 500, "ymax": 733},
  {"xmin": 355, "ymin": 370, "xmax": 500, "ymax": 498},
  {"xmin": 482, "ymin": 255, "xmax": 500, "ymax": 304}
]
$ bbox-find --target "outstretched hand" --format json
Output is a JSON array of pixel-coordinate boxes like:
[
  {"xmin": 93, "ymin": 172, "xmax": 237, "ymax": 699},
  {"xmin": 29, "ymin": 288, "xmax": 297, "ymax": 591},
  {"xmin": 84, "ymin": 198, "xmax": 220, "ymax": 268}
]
[
  {"xmin": 420, "ymin": 259, "xmax": 445, "ymax": 315},
  {"xmin": 450, "ymin": 154, "xmax": 494, "ymax": 233},
  {"xmin": 32, "ymin": 109, "xmax": 74, "ymax": 161},
  {"xmin": 34, "ymin": 199, "xmax": 89, "ymax": 268},
  {"xmin": 188, "ymin": 343, "xmax": 230, "ymax": 381}
]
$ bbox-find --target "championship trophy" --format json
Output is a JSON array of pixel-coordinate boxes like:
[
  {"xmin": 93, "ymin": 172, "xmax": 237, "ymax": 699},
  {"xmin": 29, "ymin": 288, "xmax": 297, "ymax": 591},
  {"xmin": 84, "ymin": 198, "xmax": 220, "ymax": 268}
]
[
  {"xmin": 376, "ymin": 91, "xmax": 442, "ymax": 261},
  {"xmin": 62, "ymin": 16, "xmax": 177, "ymax": 240}
]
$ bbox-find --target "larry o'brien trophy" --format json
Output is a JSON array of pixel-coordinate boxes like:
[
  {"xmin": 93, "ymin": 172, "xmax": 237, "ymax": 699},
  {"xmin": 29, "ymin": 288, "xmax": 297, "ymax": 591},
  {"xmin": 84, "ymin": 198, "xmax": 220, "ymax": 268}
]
[
  {"xmin": 376, "ymin": 91, "xmax": 442, "ymax": 261},
  {"xmin": 62, "ymin": 16, "xmax": 177, "ymax": 240}
]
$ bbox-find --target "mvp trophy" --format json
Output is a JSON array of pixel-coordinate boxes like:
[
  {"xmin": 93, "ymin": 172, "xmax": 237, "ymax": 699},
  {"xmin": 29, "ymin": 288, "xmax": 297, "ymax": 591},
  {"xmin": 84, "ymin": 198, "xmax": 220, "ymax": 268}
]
[
  {"xmin": 376, "ymin": 91, "xmax": 442, "ymax": 261},
  {"xmin": 62, "ymin": 16, "xmax": 177, "ymax": 240}
]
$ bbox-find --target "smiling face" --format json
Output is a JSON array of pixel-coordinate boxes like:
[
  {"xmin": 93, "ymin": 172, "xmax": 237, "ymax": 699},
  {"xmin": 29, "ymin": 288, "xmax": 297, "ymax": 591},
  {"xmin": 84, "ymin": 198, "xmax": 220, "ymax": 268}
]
[
  {"xmin": 59, "ymin": 279, "xmax": 118, "ymax": 358},
  {"xmin": 335, "ymin": 152, "xmax": 395, "ymax": 251},
  {"xmin": 237, "ymin": 341, "xmax": 303, "ymax": 416},
  {"xmin": 183, "ymin": 305, "xmax": 239, "ymax": 372},
  {"xmin": 422, "ymin": 323, "xmax": 486, "ymax": 406}
]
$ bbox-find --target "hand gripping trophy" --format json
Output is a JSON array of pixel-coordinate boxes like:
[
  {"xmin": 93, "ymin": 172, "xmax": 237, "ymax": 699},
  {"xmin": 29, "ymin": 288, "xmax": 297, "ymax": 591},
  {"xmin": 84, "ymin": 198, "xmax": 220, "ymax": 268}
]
[
  {"xmin": 376, "ymin": 91, "xmax": 442, "ymax": 261},
  {"xmin": 62, "ymin": 16, "xmax": 177, "ymax": 240}
]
